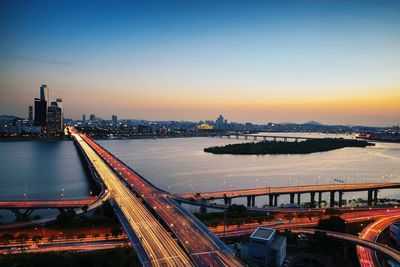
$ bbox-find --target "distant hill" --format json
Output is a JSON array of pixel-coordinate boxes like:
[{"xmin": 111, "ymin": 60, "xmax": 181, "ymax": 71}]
[
  {"xmin": 303, "ymin": 121, "xmax": 323, "ymax": 126},
  {"xmin": 0, "ymin": 115, "xmax": 19, "ymax": 122}
]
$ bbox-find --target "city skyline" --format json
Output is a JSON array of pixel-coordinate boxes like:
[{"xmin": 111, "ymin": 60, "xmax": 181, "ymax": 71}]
[{"xmin": 1, "ymin": 1, "xmax": 400, "ymax": 126}]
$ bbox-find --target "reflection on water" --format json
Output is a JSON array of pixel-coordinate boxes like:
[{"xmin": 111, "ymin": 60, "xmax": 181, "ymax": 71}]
[{"xmin": 0, "ymin": 141, "xmax": 90, "ymax": 200}]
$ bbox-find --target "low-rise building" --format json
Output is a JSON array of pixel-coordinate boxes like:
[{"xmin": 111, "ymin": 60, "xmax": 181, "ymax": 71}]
[{"xmin": 248, "ymin": 227, "xmax": 286, "ymax": 267}]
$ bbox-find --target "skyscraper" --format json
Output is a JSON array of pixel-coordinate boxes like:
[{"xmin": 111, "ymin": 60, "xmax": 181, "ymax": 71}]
[
  {"xmin": 82, "ymin": 114, "xmax": 86, "ymax": 122},
  {"xmin": 48, "ymin": 102, "xmax": 62, "ymax": 133},
  {"xmin": 34, "ymin": 98, "xmax": 47, "ymax": 127},
  {"xmin": 40, "ymin": 85, "xmax": 49, "ymax": 106},
  {"xmin": 90, "ymin": 114, "xmax": 96, "ymax": 121}
]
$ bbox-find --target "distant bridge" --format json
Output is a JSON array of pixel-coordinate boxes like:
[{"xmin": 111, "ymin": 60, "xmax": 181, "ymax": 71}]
[
  {"xmin": 219, "ymin": 133, "xmax": 339, "ymax": 142},
  {"xmin": 178, "ymin": 182, "xmax": 400, "ymax": 208}
]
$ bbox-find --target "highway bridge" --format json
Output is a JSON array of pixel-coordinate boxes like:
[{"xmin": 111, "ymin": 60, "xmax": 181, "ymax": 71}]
[
  {"xmin": 220, "ymin": 133, "xmax": 333, "ymax": 142},
  {"xmin": 358, "ymin": 215, "xmax": 400, "ymax": 267},
  {"xmin": 71, "ymin": 128, "xmax": 243, "ymax": 266},
  {"xmin": 295, "ymin": 229, "xmax": 400, "ymax": 265},
  {"xmin": 0, "ymin": 198, "xmax": 97, "ymax": 209},
  {"xmin": 178, "ymin": 182, "xmax": 400, "ymax": 208}
]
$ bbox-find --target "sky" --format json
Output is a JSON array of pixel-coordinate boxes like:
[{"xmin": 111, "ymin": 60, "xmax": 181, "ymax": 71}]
[{"xmin": 0, "ymin": 0, "xmax": 399, "ymax": 126}]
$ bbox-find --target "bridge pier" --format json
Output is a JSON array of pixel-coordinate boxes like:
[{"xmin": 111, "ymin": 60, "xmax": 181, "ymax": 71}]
[
  {"xmin": 367, "ymin": 190, "xmax": 373, "ymax": 206},
  {"xmin": 290, "ymin": 193, "xmax": 295, "ymax": 204},
  {"xmin": 373, "ymin": 190, "xmax": 378, "ymax": 206},
  {"xmin": 297, "ymin": 193, "xmax": 301, "ymax": 205},
  {"xmin": 245, "ymin": 136, "xmax": 248, "ymax": 140},
  {"xmin": 236, "ymin": 135, "xmax": 239, "ymax": 139},
  {"xmin": 330, "ymin": 191, "xmax": 335, "ymax": 207},
  {"xmin": 10, "ymin": 208, "xmax": 33, "ymax": 222},
  {"xmin": 200, "ymin": 206, "xmax": 207, "ymax": 214},
  {"xmin": 283, "ymin": 137, "xmax": 287, "ymax": 142},
  {"xmin": 247, "ymin": 196, "xmax": 251, "ymax": 207},
  {"xmin": 273, "ymin": 137, "xmax": 276, "ymax": 142},
  {"xmin": 269, "ymin": 195, "xmax": 273, "ymax": 206},
  {"xmin": 224, "ymin": 197, "xmax": 232, "ymax": 206},
  {"xmin": 318, "ymin": 192, "xmax": 322, "ymax": 207},
  {"xmin": 294, "ymin": 138, "xmax": 298, "ymax": 142},
  {"xmin": 263, "ymin": 136, "xmax": 266, "ymax": 141},
  {"xmin": 310, "ymin": 192, "xmax": 316, "ymax": 208},
  {"xmin": 254, "ymin": 136, "xmax": 257, "ymax": 141},
  {"xmin": 273, "ymin": 195, "xmax": 278, "ymax": 207},
  {"xmin": 252, "ymin": 196, "xmax": 256, "ymax": 207},
  {"xmin": 338, "ymin": 191, "xmax": 343, "ymax": 207}
]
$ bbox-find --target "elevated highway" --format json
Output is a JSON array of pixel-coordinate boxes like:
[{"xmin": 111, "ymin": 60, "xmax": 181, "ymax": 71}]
[
  {"xmin": 358, "ymin": 215, "xmax": 400, "ymax": 267},
  {"xmin": 295, "ymin": 229, "xmax": 400, "ymax": 265},
  {"xmin": 0, "ymin": 198, "xmax": 97, "ymax": 209},
  {"xmin": 72, "ymin": 128, "xmax": 243, "ymax": 266}
]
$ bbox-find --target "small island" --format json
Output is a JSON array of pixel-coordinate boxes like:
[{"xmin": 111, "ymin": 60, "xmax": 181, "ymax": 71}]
[{"xmin": 204, "ymin": 138, "xmax": 374, "ymax": 155}]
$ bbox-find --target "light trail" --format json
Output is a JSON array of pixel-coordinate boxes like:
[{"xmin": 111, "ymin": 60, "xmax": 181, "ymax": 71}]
[{"xmin": 74, "ymin": 133, "xmax": 193, "ymax": 267}]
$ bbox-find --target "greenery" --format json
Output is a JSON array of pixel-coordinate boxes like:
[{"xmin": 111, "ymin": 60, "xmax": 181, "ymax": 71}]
[
  {"xmin": 204, "ymin": 138, "xmax": 374, "ymax": 155},
  {"xmin": 0, "ymin": 248, "xmax": 139, "ymax": 267},
  {"xmin": 194, "ymin": 204, "xmax": 276, "ymax": 227},
  {"xmin": 318, "ymin": 216, "xmax": 347, "ymax": 233}
]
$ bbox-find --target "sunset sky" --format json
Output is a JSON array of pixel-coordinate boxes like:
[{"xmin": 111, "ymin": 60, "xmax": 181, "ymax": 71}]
[{"xmin": 0, "ymin": 0, "xmax": 399, "ymax": 126}]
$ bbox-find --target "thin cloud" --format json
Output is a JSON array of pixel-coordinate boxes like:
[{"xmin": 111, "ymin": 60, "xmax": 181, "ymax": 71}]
[{"xmin": 2, "ymin": 55, "xmax": 73, "ymax": 66}]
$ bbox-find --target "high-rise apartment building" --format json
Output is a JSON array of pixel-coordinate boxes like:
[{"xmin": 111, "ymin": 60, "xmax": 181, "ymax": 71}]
[
  {"xmin": 112, "ymin": 115, "xmax": 118, "ymax": 125},
  {"xmin": 48, "ymin": 102, "xmax": 63, "ymax": 133},
  {"xmin": 82, "ymin": 114, "xmax": 86, "ymax": 122},
  {"xmin": 90, "ymin": 114, "xmax": 96, "ymax": 121},
  {"xmin": 28, "ymin": 106, "xmax": 33, "ymax": 121}
]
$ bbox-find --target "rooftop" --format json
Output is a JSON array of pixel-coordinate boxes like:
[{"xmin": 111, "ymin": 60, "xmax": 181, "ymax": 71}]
[{"xmin": 250, "ymin": 227, "xmax": 276, "ymax": 241}]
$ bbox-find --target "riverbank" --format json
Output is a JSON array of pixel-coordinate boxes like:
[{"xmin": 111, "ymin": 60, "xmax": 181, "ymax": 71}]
[{"xmin": 204, "ymin": 138, "xmax": 374, "ymax": 155}]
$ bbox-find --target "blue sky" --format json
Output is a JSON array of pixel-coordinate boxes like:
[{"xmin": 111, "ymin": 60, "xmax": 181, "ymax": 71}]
[{"xmin": 1, "ymin": 0, "xmax": 399, "ymax": 125}]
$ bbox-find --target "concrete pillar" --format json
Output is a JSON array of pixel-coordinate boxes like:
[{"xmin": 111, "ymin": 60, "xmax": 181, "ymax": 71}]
[
  {"xmin": 338, "ymin": 191, "xmax": 343, "ymax": 207},
  {"xmin": 367, "ymin": 190, "xmax": 373, "ymax": 206},
  {"xmin": 247, "ymin": 196, "xmax": 251, "ymax": 207},
  {"xmin": 254, "ymin": 136, "xmax": 257, "ymax": 140},
  {"xmin": 200, "ymin": 206, "xmax": 207, "ymax": 214},
  {"xmin": 294, "ymin": 138, "xmax": 298, "ymax": 142},
  {"xmin": 269, "ymin": 195, "xmax": 273, "ymax": 206},
  {"xmin": 297, "ymin": 193, "xmax": 301, "ymax": 205},
  {"xmin": 284, "ymin": 137, "xmax": 287, "ymax": 142},
  {"xmin": 245, "ymin": 136, "xmax": 248, "ymax": 140},
  {"xmin": 330, "ymin": 191, "xmax": 335, "ymax": 207},
  {"xmin": 273, "ymin": 195, "xmax": 278, "ymax": 207},
  {"xmin": 318, "ymin": 192, "xmax": 322, "ymax": 207},
  {"xmin": 290, "ymin": 193, "xmax": 295, "ymax": 204},
  {"xmin": 251, "ymin": 196, "xmax": 256, "ymax": 207},
  {"xmin": 310, "ymin": 192, "xmax": 316, "ymax": 208},
  {"xmin": 373, "ymin": 190, "xmax": 378, "ymax": 206},
  {"xmin": 236, "ymin": 135, "xmax": 239, "ymax": 139},
  {"xmin": 263, "ymin": 136, "xmax": 266, "ymax": 141},
  {"xmin": 273, "ymin": 137, "xmax": 276, "ymax": 142}
]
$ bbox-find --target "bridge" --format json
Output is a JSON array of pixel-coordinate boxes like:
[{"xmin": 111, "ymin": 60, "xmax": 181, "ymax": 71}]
[
  {"xmin": 295, "ymin": 229, "xmax": 400, "ymax": 265},
  {"xmin": 178, "ymin": 183, "xmax": 400, "ymax": 208},
  {"xmin": 71, "ymin": 127, "xmax": 243, "ymax": 266},
  {"xmin": 220, "ymin": 133, "xmax": 332, "ymax": 142},
  {"xmin": 0, "ymin": 198, "xmax": 97, "ymax": 209},
  {"xmin": 357, "ymin": 215, "xmax": 400, "ymax": 267}
]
